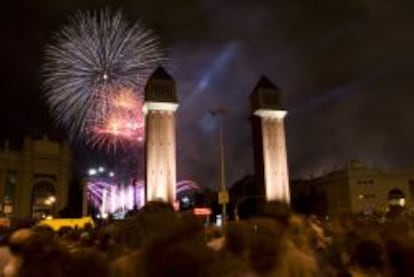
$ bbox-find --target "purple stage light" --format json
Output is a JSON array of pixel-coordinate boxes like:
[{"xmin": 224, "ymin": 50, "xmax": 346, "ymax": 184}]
[{"xmin": 87, "ymin": 179, "xmax": 200, "ymax": 217}]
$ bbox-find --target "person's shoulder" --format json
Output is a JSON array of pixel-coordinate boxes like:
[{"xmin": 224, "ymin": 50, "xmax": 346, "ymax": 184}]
[
  {"xmin": 111, "ymin": 251, "xmax": 142, "ymax": 277},
  {"xmin": 112, "ymin": 250, "xmax": 141, "ymax": 266},
  {"xmin": 0, "ymin": 246, "xmax": 11, "ymax": 265},
  {"xmin": 0, "ymin": 246, "xmax": 10, "ymax": 254},
  {"xmin": 281, "ymin": 245, "xmax": 319, "ymax": 276}
]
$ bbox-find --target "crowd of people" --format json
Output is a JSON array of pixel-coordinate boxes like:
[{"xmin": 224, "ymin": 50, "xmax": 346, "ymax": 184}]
[{"xmin": 0, "ymin": 201, "xmax": 414, "ymax": 276}]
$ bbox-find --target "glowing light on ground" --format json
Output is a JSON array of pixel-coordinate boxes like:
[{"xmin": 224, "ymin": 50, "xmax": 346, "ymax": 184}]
[{"xmin": 87, "ymin": 180, "xmax": 200, "ymax": 217}]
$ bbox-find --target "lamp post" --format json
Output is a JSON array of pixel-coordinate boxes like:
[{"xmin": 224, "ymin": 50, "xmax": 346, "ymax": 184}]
[{"xmin": 210, "ymin": 108, "xmax": 229, "ymax": 228}]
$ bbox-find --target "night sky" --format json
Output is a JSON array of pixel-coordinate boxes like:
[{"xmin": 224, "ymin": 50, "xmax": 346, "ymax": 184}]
[{"xmin": 1, "ymin": 0, "xmax": 414, "ymax": 188}]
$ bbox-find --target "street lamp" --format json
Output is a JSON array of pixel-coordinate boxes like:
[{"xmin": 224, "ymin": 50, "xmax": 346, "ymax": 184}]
[
  {"xmin": 49, "ymin": 196, "xmax": 56, "ymax": 203},
  {"xmin": 210, "ymin": 108, "xmax": 229, "ymax": 228},
  {"xmin": 44, "ymin": 195, "xmax": 56, "ymax": 217},
  {"xmin": 88, "ymin": 168, "xmax": 97, "ymax": 176},
  {"xmin": 44, "ymin": 196, "xmax": 56, "ymax": 205}
]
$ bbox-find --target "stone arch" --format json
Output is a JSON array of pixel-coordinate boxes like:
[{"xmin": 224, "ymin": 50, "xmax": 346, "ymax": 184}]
[{"xmin": 31, "ymin": 178, "xmax": 56, "ymax": 219}]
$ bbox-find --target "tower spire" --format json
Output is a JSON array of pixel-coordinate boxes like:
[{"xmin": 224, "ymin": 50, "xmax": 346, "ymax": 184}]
[
  {"xmin": 251, "ymin": 75, "xmax": 290, "ymax": 203},
  {"xmin": 143, "ymin": 66, "xmax": 179, "ymax": 204}
]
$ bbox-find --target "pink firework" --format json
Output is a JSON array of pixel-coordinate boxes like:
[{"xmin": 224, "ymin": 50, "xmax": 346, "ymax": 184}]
[{"xmin": 87, "ymin": 87, "xmax": 145, "ymax": 151}]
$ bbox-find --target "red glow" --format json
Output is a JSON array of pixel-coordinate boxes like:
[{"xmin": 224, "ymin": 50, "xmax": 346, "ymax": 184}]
[
  {"xmin": 193, "ymin": 208, "xmax": 212, "ymax": 216},
  {"xmin": 173, "ymin": 201, "xmax": 180, "ymax": 212}
]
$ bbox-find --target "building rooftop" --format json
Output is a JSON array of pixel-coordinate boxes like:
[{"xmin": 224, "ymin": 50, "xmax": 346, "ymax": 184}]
[
  {"xmin": 250, "ymin": 75, "xmax": 283, "ymax": 111},
  {"xmin": 252, "ymin": 76, "xmax": 279, "ymax": 92},
  {"xmin": 148, "ymin": 65, "xmax": 173, "ymax": 80}
]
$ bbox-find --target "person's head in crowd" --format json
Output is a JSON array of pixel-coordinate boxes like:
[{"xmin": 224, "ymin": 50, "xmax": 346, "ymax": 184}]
[
  {"xmin": 289, "ymin": 214, "xmax": 312, "ymax": 250},
  {"xmin": 246, "ymin": 218, "xmax": 285, "ymax": 276},
  {"xmin": 57, "ymin": 226, "xmax": 73, "ymax": 238},
  {"xmin": 117, "ymin": 217, "xmax": 143, "ymax": 250},
  {"xmin": 0, "ymin": 230, "xmax": 10, "ymax": 246},
  {"xmin": 5, "ymin": 228, "xmax": 68, "ymax": 277},
  {"xmin": 135, "ymin": 200, "xmax": 176, "ymax": 244},
  {"xmin": 0, "ymin": 230, "xmax": 11, "ymax": 277},
  {"xmin": 351, "ymin": 237, "xmax": 385, "ymax": 273},
  {"xmin": 141, "ymin": 213, "xmax": 216, "ymax": 277},
  {"xmin": 79, "ymin": 231, "xmax": 94, "ymax": 248},
  {"xmin": 32, "ymin": 225, "xmax": 55, "ymax": 240},
  {"xmin": 67, "ymin": 248, "xmax": 109, "ymax": 277},
  {"xmin": 83, "ymin": 222, "xmax": 93, "ymax": 231},
  {"xmin": 96, "ymin": 231, "xmax": 111, "ymax": 252},
  {"xmin": 140, "ymin": 200, "xmax": 175, "ymax": 214},
  {"xmin": 385, "ymin": 238, "xmax": 414, "ymax": 277},
  {"xmin": 258, "ymin": 200, "xmax": 291, "ymax": 227},
  {"xmin": 225, "ymin": 221, "xmax": 250, "ymax": 260},
  {"xmin": 337, "ymin": 229, "xmax": 387, "ymax": 277}
]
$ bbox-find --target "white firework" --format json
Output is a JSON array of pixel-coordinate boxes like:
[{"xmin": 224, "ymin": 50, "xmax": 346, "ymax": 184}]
[{"xmin": 42, "ymin": 9, "xmax": 164, "ymax": 144}]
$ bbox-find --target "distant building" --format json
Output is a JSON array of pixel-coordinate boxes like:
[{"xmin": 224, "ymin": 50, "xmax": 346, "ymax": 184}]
[
  {"xmin": 291, "ymin": 160, "xmax": 414, "ymax": 216},
  {"xmin": 290, "ymin": 179, "xmax": 327, "ymax": 216},
  {"xmin": 0, "ymin": 136, "xmax": 72, "ymax": 219}
]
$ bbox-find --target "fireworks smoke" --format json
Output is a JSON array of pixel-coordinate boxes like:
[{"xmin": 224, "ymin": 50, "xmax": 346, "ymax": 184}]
[{"xmin": 42, "ymin": 9, "xmax": 164, "ymax": 147}]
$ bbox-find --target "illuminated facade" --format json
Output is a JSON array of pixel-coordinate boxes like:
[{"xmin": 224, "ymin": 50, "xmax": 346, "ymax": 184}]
[
  {"xmin": 292, "ymin": 160, "xmax": 414, "ymax": 215},
  {"xmin": 143, "ymin": 66, "xmax": 179, "ymax": 203},
  {"xmin": 251, "ymin": 77, "xmax": 290, "ymax": 203},
  {"xmin": 86, "ymin": 179, "xmax": 200, "ymax": 218},
  {"xmin": 0, "ymin": 136, "xmax": 72, "ymax": 218}
]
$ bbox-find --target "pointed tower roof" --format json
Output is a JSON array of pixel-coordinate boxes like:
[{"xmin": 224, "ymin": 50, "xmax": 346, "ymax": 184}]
[
  {"xmin": 149, "ymin": 65, "xmax": 173, "ymax": 80},
  {"xmin": 250, "ymin": 75, "xmax": 283, "ymax": 111},
  {"xmin": 144, "ymin": 66, "xmax": 178, "ymax": 103},
  {"xmin": 253, "ymin": 76, "xmax": 279, "ymax": 91}
]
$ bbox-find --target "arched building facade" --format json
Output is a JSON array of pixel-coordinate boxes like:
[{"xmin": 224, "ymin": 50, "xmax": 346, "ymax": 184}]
[
  {"xmin": 0, "ymin": 136, "xmax": 72, "ymax": 218},
  {"xmin": 291, "ymin": 160, "xmax": 414, "ymax": 216}
]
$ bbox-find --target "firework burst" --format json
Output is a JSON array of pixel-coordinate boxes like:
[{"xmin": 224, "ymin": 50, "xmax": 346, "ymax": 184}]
[
  {"xmin": 87, "ymin": 87, "xmax": 145, "ymax": 151},
  {"xmin": 42, "ymin": 9, "xmax": 164, "ymax": 147}
]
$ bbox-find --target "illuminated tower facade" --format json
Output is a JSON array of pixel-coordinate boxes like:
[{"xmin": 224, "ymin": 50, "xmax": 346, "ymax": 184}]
[
  {"xmin": 251, "ymin": 77, "xmax": 290, "ymax": 203},
  {"xmin": 143, "ymin": 66, "xmax": 179, "ymax": 203}
]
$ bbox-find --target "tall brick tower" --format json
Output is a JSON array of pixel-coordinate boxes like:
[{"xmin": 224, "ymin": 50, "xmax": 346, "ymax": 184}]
[
  {"xmin": 143, "ymin": 66, "xmax": 178, "ymax": 203},
  {"xmin": 251, "ymin": 76, "xmax": 290, "ymax": 203}
]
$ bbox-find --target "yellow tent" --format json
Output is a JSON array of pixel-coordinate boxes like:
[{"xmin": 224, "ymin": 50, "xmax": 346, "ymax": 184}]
[{"xmin": 37, "ymin": 217, "xmax": 95, "ymax": 231}]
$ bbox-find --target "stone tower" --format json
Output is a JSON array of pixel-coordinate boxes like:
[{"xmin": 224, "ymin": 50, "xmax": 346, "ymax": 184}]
[
  {"xmin": 143, "ymin": 66, "xmax": 179, "ymax": 203},
  {"xmin": 251, "ymin": 77, "xmax": 290, "ymax": 203}
]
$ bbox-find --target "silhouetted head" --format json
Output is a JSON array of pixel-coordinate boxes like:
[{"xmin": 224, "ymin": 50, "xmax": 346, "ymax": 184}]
[
  {"xmin": 32, "ymin": 224, "xmax": 55, "ymax": 240},
  {"xmin": 258, "ymin": 200, "xmax": 291, "ymax": 227},
  {"xmin": 136, "ymin": 200, "xmax": 176, "ymax": 243},
  {"xmin": 247, "ymin": 218, "xmax": 285, "ymax": 275},
  {"xmin": 67, "ymin": 249, "xmax": 109, "ymax": 277},
  {"xmin": 140, "ymin": 200, "xmax": 175, "ymax": 213},
  {"xmin": 225, "ymin": 222, "xmax": 250, "ymax": 258},
  {"xmin": 142, "ymin": 214, "xmax": 215, "ymax": 277},
  {"xmin": 352, "ymin": 239, "xmax": 385, "ymax": 270},
  {"xmin": 7, "ymin": 228, "xmax": 69, "ymax": 277}
]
